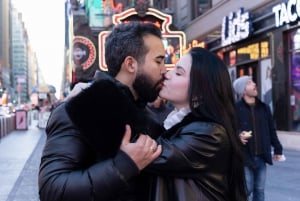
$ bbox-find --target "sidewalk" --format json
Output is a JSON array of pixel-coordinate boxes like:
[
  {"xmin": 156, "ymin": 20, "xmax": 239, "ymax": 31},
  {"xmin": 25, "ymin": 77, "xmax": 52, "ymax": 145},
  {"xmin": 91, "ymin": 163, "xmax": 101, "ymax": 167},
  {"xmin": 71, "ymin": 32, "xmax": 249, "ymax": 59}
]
[
  {"xmin": 278, "ymin": 130, "xmax": 300, "ymax": 151},
  {"xmin": 0, "ymin": 125, "xmax": 44, "ymax": 201}
]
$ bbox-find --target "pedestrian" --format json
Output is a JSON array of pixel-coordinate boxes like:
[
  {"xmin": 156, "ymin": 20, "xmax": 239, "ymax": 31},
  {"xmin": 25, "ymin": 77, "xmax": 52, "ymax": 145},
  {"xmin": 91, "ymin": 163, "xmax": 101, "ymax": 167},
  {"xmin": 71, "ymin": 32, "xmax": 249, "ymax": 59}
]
[
  {"xmin": 38, "ymin": 22, "xmax": 166, "ymax": 201},
  {"xmin": 141, "ymin": 47, "xmax": 247, "ymax": 200},
  {"xmin": 233, "ymin": 75, "xmax": 284, "ymax": 201}
]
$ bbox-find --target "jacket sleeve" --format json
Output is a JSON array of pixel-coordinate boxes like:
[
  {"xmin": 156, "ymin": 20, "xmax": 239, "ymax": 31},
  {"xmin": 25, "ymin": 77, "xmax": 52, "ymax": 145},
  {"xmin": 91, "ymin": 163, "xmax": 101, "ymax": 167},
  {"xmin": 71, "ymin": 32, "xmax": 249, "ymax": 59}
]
[
  {"xmin": 145, "ymin": 122, "xmax": 229, "ymax": 177},
  {"xmin": 38, "ymin": 106, "xmax": 139, "ymax": 201},
  {"xmin": 265, "ymin": 105, "xmax": 283, "ymax": 155}
]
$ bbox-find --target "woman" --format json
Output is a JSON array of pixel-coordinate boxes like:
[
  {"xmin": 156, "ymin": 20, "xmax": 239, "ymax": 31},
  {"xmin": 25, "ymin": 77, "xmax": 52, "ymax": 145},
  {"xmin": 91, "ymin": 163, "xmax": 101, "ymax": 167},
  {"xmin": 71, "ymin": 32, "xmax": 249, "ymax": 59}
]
[{"xmin": 144, "ymin": 47, "xmax": 247, "ymax": 201}]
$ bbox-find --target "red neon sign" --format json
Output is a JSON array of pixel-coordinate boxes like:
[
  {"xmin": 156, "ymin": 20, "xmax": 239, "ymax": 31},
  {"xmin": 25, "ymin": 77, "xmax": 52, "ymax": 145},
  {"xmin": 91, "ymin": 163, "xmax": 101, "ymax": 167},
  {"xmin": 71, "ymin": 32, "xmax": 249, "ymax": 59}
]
[{"xmin": 98, "ymin": 7, "xmax": 186, "ymax": 71}]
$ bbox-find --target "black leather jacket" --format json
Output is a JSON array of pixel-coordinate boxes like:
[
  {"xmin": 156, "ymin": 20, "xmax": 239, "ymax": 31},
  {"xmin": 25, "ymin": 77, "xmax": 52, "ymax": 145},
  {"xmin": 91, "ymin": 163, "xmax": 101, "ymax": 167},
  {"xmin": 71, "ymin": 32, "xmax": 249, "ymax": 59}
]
[
  {"xmin": 145, "ymin": 114, "xmax": 233, "ymax": 201},
  {"xmin": 38, "ymin": 76, "xmax": 163, "ymax": 201}
]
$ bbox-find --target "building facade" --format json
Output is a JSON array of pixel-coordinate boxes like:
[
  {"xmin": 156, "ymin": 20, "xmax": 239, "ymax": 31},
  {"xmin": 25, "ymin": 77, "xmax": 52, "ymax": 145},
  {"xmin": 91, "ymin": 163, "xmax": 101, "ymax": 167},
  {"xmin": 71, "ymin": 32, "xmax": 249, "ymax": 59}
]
[
  {"xmin": 11, "ymin": 7, "xmax": 29, "ymax": 104},
  {"xmin": 0, "ymin": 0, "xmax": 11, "ymax": 98},
  {"xmin": 167, "ymin": 0, "xmax": 300, "ymax": 131},
  {"xmin": 0, "ymin": 1, "xmax": 39, "ymax": 105}
]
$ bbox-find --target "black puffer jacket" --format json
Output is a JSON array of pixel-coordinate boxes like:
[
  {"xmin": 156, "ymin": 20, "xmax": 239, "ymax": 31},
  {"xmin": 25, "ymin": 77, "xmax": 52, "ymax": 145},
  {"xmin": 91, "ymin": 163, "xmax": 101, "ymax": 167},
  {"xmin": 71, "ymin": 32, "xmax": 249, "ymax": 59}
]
[
  {"xmin": 145, "ymin": 114, "xmax": 233, "ymax": 201},
  {"xmin": 38, "ymin": 76, "xmax": 163, "ymax": 201}
]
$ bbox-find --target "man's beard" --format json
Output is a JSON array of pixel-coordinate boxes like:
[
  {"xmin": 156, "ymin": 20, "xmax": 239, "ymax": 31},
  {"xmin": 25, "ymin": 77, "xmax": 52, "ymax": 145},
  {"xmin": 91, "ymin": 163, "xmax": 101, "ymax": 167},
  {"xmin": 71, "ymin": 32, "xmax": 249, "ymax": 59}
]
[{"xmin": 133, "ymin": 73, "xmax": 162, "ymax": 102}]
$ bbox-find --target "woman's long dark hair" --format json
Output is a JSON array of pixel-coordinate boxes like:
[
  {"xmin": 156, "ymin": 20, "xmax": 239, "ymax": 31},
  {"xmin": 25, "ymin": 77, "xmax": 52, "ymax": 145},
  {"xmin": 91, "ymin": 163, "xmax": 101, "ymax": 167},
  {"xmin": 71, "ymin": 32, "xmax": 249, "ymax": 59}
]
[{"xmin": 188, "ymin": 47, "xmax": 247, "ymax": 201}]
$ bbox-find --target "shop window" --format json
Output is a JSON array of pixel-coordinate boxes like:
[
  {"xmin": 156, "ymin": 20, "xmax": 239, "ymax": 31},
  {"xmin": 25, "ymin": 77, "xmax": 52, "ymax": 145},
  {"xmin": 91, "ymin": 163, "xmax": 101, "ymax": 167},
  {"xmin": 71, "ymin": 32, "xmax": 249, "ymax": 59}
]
[
  {"xmin": 153, "ymin": 0, "xmax": 172, "ymax": 10},
  {"xmin": 237, "ymin": 64, "xmax": 256, "ymax": 80},
  {"xmin": 290, "ymin": 29, "xmax": 300, "ymax": 50},
  {"xmin": 192, "ymin": 0, "xmax": 212, "ymax": 19},
  {"xmin": 223, "ymin": 40, "xmax": 269, "ymax": 67},
  {"xmin": 290, "ymin": 52, "xmax": 300, "ymax": 121},
  {"xmin": 217, "ymin": 51, "xmax": 224, "ymax": 61},
  {"xmin": 239, "ymin": 69, "xmax": 245, "ymax": 76},
  {"xmin": 260, "ymin": 41, "xmax": 269, "ymax": 58},
  {"xmin": 288, "ymin": 29, "xmax": 300, "ymax": 130},
  {"xmin": 229, "ymin": 50, "xmax": 236, "ymax": 66},
  {"xmin": 237, "ymin": 43, "xmax": 259, "ymax": 62}
]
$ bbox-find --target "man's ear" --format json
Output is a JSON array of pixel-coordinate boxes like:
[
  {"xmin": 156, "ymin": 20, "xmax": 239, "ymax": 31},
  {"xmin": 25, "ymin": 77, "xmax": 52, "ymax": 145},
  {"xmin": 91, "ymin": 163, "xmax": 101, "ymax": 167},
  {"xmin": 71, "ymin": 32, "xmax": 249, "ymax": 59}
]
[{"xmin": 123, "ymin": 56, "xmax": 137, "ymax": 73}]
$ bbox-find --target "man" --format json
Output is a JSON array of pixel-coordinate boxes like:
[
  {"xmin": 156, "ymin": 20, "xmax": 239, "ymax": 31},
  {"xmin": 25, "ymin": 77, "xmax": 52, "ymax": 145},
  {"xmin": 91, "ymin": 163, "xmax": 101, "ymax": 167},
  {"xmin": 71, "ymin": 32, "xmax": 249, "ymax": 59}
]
[
  {"xmin": 38, "ymin": 22, "xmax": 166, "ymax": 201},
  {"xmin": 233, "ymin": 75, "xmax": 284, "ymax": 201}
]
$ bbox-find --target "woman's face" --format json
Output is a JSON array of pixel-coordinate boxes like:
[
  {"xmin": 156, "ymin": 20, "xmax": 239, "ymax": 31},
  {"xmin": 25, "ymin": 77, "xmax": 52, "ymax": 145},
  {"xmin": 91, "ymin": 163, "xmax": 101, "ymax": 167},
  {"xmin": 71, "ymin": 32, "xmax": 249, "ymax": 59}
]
[{"xmin": 159, "ymin": 53, "xmax": 191, "ymax": 109}]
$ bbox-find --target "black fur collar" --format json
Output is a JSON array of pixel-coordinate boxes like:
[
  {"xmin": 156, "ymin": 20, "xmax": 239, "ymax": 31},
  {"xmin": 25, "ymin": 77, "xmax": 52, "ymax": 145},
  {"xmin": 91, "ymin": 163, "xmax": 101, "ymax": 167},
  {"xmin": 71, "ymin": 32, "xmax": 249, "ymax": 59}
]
[{"xmin": 65, "ymin": 78, "xmax": 144, "ymax": 158}]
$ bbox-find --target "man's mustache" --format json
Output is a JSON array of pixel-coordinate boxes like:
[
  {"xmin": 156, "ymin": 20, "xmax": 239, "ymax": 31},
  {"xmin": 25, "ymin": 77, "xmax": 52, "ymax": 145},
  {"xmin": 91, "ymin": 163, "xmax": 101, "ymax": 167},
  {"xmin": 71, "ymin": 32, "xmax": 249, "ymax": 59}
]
[{"xmin": 154, "ymin": 76, "xmax": 166, "ymax": 90}]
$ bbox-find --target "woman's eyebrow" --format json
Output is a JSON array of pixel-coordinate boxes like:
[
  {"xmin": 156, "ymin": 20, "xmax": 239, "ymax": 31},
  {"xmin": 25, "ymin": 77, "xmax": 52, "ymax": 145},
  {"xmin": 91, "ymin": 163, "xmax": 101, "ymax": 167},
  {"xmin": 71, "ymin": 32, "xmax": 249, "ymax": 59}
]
[{"xmin": 176, "ymin": 65, "xmax": 186, "ymax": 72}]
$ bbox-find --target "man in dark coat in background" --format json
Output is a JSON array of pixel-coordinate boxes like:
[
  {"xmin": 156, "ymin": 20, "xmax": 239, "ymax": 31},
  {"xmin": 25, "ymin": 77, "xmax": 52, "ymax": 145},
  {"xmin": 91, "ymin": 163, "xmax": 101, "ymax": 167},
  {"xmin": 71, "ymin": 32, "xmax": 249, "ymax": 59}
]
[
  {"xmin": 233, "ymin": 76, "xmax": 284, "ymax": 201},
  {"xmin": 38, "ymin": 22, "xmax": 166, "ymax": 201}
]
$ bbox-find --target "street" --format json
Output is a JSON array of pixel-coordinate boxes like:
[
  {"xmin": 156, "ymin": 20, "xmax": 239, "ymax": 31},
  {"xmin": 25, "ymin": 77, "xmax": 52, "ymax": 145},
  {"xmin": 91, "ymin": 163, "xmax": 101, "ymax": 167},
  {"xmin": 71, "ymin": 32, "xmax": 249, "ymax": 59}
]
[
  {"xmin": 0, "ymin": 127, "xmax": 299, "ymax": 201},
  {"xmin": 265, "ymin": 149, "xmax": 300, "ymax": 201}
]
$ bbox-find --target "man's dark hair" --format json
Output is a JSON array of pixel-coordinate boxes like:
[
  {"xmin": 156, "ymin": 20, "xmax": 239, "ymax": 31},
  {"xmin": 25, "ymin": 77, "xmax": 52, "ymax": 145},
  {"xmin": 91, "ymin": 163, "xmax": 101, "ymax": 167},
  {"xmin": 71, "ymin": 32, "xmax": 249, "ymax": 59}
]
[{"xmin": 105, "ymin": 22, "xmax": 162, "ymax": 77}]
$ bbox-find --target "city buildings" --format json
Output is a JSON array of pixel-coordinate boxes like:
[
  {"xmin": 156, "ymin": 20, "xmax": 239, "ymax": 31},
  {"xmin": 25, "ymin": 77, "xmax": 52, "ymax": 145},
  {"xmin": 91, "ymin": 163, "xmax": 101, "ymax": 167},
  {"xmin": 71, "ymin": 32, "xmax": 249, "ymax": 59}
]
[
  {"xmin": 0, "ymin": 0, "xmax": 11, "ymax": 102},
  {"xmin": 0, "ymin": 0, "xmax": 40, "ymax": 105}
]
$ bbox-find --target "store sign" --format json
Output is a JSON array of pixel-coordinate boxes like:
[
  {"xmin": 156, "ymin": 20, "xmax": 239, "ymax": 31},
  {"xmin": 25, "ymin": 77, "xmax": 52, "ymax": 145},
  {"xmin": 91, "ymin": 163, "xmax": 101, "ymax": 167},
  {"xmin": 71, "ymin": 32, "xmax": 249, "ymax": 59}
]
[
  {"xmin": 98, "ymin": 7, "xmax": 186, "ymax": 70},
  {"xmin": 221, "ymin": 8, "xmax": 252, "ymax": 47},
  {"xmin": 72, "ymin": 36, "xmax": 96, "ymax": 70},
  {"xmin": 273, "ymin": 0, "xmax": 300, "ymax": 27}
]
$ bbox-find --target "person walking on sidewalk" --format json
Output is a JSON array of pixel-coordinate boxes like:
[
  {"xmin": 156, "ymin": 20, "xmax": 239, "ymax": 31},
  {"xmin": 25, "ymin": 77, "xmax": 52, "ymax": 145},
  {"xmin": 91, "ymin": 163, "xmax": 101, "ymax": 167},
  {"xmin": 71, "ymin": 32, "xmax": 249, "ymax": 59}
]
[
  {"xmin": 233, "ymin": 75, "xmax": 284, "ymax": 201},
  {"xmin": 38, "ymin": 22, "xmax": 166, "ymax": 201}
]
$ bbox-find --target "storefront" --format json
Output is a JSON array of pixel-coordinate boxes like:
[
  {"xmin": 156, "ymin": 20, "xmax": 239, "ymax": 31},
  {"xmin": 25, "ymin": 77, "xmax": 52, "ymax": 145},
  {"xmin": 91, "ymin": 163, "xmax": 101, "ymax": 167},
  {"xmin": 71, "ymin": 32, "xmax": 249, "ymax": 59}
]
[{"xmin": 204, "ymin": 0, "xmax": 300, "ymax": 132}]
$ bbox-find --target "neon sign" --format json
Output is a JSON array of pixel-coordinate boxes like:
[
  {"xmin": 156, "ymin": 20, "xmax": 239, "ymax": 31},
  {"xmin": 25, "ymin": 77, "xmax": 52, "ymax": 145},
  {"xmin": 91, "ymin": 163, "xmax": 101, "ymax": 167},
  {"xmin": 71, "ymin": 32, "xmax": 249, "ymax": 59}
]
[
  {"xmin": 272, "ymin": 0, "xmax": 300, "ymax": 27},
  {"xmin": 221, "ymin": 8, "xmax": 252, "ymax": 47},
  {"xmin": 72, "ymin": 36, "xmax": 96, "ymax": 70},
  {"xmin": 98, "ymin": 7, "xmax": 186, "ymax": 71}
]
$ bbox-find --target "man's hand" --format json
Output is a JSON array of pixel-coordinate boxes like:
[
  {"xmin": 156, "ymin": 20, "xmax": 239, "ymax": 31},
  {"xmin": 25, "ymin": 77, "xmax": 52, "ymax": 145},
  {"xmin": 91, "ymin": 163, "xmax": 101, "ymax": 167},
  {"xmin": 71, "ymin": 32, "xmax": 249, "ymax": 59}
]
[
  {"xmin": 239, "ymin": 131, "xmax": 252, "ymax": 145},
  {"xmin": 273, "ymin": 154, "xmax": 286, "ymax": 161},
  {"xmin": 120, "ymin": 125, "xmax": 162, "ymax": 170}
]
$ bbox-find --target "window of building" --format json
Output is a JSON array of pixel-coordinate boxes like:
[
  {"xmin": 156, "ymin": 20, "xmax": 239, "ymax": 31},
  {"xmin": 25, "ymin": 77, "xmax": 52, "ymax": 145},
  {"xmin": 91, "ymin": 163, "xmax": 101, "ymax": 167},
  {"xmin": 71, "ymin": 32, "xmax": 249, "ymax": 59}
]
[
  {"xmin": 261, "ymin": 41, "xmax": 269, "ymax": 58},
  {"xmin": 235, "ymin": 40, "xmax": 270, "ymax": 63},
  {"xmin": 222, "ymin": 40, "xmax": 270, "ymax": 66},
  {"xmin": 192, "ymin": 0, "xmax": 212, "ymax": 19},
  {"xmin": 153, "ymin": 0, "xmax": 172, "ymax": 10},
  {"xmin": 288, "ymin": 28, "xmax": 300, "ymax": 130},
  {"xmin": 237, "ymin": 43, "xmax": 259, "ymax": 62}
]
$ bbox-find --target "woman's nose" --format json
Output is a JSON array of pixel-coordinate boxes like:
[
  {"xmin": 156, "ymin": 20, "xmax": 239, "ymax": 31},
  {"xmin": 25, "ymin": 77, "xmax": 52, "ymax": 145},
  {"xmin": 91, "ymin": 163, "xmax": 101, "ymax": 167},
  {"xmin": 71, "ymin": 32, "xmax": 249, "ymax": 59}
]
[{"xmin": 164, "ymin": 70, "xmax": 171, "ymax": 79}]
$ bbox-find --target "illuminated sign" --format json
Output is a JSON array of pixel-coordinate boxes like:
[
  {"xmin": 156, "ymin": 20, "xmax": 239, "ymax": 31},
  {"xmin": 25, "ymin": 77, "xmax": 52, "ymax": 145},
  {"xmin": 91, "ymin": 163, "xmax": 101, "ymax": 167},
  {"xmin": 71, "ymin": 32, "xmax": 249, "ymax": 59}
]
[
  {"xmin": 183, "ymin": 40, "xmax": 206, "ymax": 55},
  {"xmin": 88, "ymin": 0, "xmax": 104, "ymax": 27},
  {"xmin": 86, "ymin": 0, "xmax": 128, "ymax": 28},
  {"xmin": 221, "ymin": 8, "xmax": 252, "ymax": 47},
  {"xmin": 273, "ymin": 0, "xmax": 300, "ymax": 27},
  {"xmin": 98, "ymin": 7, "xmax": 186, "ymax": 71},
  {"xmin": 72, "ymin": 36, "xmax": 96, "ymax": 70}
]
